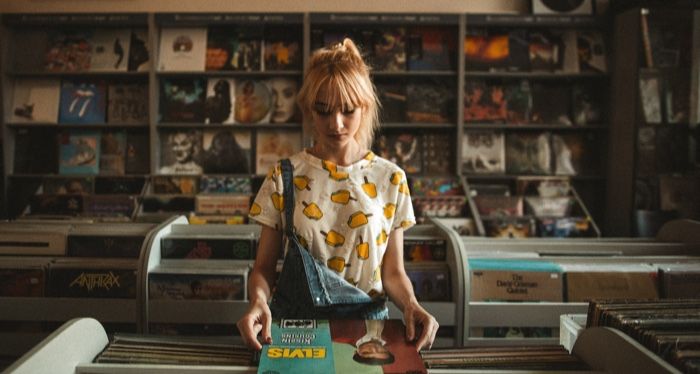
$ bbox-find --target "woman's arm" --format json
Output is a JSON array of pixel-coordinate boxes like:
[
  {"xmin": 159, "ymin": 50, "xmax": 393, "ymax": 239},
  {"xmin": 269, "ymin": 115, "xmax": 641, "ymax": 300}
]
[
  {"xmin": 381, "ymin": 228, "xmax": 439, "ymax": 351},
  {"xmin": 236, "ymin": 224, "xmax": 283, "ymax": 350}
]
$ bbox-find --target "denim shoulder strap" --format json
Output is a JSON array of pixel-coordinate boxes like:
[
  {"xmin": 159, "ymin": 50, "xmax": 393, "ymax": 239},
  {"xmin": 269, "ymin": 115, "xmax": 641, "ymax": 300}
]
[{"xmin": 280, "ymin": 159, "xmax": 294, "ymax": 237}]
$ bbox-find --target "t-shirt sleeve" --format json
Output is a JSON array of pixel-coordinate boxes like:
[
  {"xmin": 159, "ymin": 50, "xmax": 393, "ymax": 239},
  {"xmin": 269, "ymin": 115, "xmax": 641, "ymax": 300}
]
[
  {"xmin": 248, "ymin": 165, "xmax": 284, "ymax": 231},
  {"xmin": 391, "ymin": 169, "xmax": 416, "ymax": 231}
]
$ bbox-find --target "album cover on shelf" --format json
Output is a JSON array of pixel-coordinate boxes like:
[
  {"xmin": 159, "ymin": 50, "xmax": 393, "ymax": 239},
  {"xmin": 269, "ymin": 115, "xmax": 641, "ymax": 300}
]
[
  {"xmin": 29, "ymin": 194, "xmax": 83, "ymax": 216},
  {"xmin": 423, "ymin": 133, "xmax": 453, "ymax": 175},
  {"xmin": 234, "ymin": 78, "xmax": 272, "ymax": 124},
  {"xmin": 195, "ymin": 194, "xmax": 250, "ymax": 216},
  {"xmin": 530, "ymin": 83, "xmax": 571, "ymax": 125},
  {"xmin": 639, "ymin": 71, "xmax": 662, "ymax": 124},
  {"xmin": 42, "ymin": 177, "xmax": 94, "ymax": 195},
  {"xmin": 159, "ymin": 129, "xmax": 203, "ymax": 175},
  {"xmin": 152, "ymin": 176, "xmax": 199, "ymax": 195},
  {"xmin": 255, "ymin": 130, "xmax": 302, "ymax": 174},
  {"xmin": 406, "ymin": 263, "xmax": 451, "ymax": 301},
  {"xmin": 538, "ymin": 217, "xmax": 591, "ymax": 238},
  {"xmin": 551, "ymin": 133, "xmax": 598, "ymax": 176},
  {"xmin": 206, "ymin": 27, "xmax": 262, "ymax": 71},
  {"xmin": 373, "ymin": 27, "xmax": 406, "ymax": 71},
  {"xmin": 524, "ymin": 196, "xmax": 574, "ymax": 217},
  {"xmin": 438, "ymin": 217, "xmax": 477, "ymax": 236},
  {"xmin": 376, "ymin": 82, "xmax": 406, "ymax": 123},
  {"xmin": 94, "ymin": 177, "xmax": 145, "ymax": 195},
  {"xmin": 59, "ymin": 130, "xmax": 101, "ymax": 175},
  {"xmin": 58, "ymin": 80, "xmax": 107, "ymax": 124},
  {"xmin": 67, "ymin": 224, "xmax": 152, "ymax": 258},
  {"xmin": 406, "ymin": 81, "xmax": 454, "ymax": 123},
  {"xmin": 404, "ymin": 238, "xmax": 448, "ymax": 262},
  {"xmin": 125, "ymin": 131, "xmax": 150, "ymax": 175},
  {"xmin": 576, "ymin": 31, "xmax": 607, "ymax": 73},
  {"xmin": 473, "ymin": 195, "xmax": 524, "ymax": 217},
  {"xmin": 412, "ymin": 195, "xmax": 465, "ymax": 220},
  {"xmin": 482, "ymin": 216, "xmax": 536, "ymax": 238},
  {"xmin": 11, "ymin": 29, "xmax": 48, "ymax": 72},
  {"xmin": 149, "ymin": 269, "xmax": 247, "ymax": 301},
  {"xmin": 188, "ymin": 214, "xmax": 247, "ymax": 225},
  {"xmin": 409, "ymin": 177, "xmax": 462, "ymax": 197},
  {"xmin": 464, "ymin": 29, "xmax": 511, "ymax": 72},
  {"xmin": 44, "ymin": 29, "xmax": 92, "ymax": 72},
  {"xmin": 462, "ymin": 130, "xmax": 505, "ymax": 174},
  {"xmin": 505, "ymin": 132, "xmax": 551, "ymax": 175},
  {"xmin": 515, "ymin": 176, "xmax": 571, "ymax": 197},
  {"xmin": 161, "ymin": 234, "xmax": 256, "ymax": 260},
  {"xmin": 11, "ymin": 78, "xmax": 61, "ymax": 123},
  {"xmin": 406, "ymin": 26, "xmax": 454, "ymax": 71},
  {"xmin": 659, "ymin": 175, "xmax": 700, "ymax": 219},
  {"xmin": 505, "ymin": 80, "xmax": 532, "ymax": 124},
  {"xmin": 158, "ymin": 27, "xmax": 207, "ymax": 71},
  {"xmin": 552, "ymin": 30, "xmax": 580, "ymax": 73},
  {"xmin": 14, "ymin": 128, "xmax": 58, "ymax": 174},
  {"xmin": 99, "ymin": 130, "xmax": 126, "ymax": 175},
  {"xmin": 89, "ymin": 28, "xmax": 131, "ymax": 72},
  {"xmin": 265, "ymin": 77, "xmax": 299, "ymax": 124},
  {"xmin": 128, "ymin": 29, "xmax": 150, "ymax": 72},
  {"xmin": 572, "ymin": 83, "xmax": 603, "ymax": 125},
  {"xmin": 464, "ymin": 80, "xmax": 507, "ymax": 123},
  {"xmin": 107, "ymin": 83, "xmax": 148, "ymax": 124},
  {"xmin": 199, "ymin": 176, "xmax": 252, "ymax": 194},
  {"xmin": 160, "ymin": 78, "xmax": 206, "ymax": 123},
  {"xmin": 201, "ymin": 129, "xmax": 251, "ymax": 174},
  {"xmin": 528, "ymin": 31, "xmax": 562, "ymax": 72},
  {"xmin": 47, "ymin": 259, "xmax": 138, "ymax": 298},
  {"xmin": 83, "ymin": 195, "xmax": 138, "ymax": 218},
  {"xmin": 375, "ymin": 133, "xmax": 422, "ymax": 174},
  {"xmin": 264, "ymin": 26, "xmax": 302, "ymax": 71}
]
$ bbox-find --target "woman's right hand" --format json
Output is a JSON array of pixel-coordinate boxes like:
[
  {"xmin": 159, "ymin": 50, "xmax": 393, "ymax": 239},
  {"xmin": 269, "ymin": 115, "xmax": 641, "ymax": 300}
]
[{"xmin": 236, "ymin": 298, "xmax": 273, "ymax": 350}]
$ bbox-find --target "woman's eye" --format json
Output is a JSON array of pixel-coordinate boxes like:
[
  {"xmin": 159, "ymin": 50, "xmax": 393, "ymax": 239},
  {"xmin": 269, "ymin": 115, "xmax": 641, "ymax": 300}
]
[
  {"xmin": 315, "ymin": 109, "xmax": 331, "ymax": 116},
  {"xmin": 342, "ymin": 108, "xmax": 356, "ymax": 115}
]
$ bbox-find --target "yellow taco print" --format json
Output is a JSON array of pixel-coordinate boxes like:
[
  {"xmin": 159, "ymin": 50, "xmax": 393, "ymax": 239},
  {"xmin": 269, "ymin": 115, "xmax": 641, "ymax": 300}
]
[
  {"xmin": 327, "ymin": 256, "xmax": 349, "ymax": 273},
  {"xmin": 270, "ymin": 192, "xmax": 284, "ymax": 211},
  {"xmin": 321, "ymin": 230, "xmax": 345, "ymax": 247},
  {"xmin": 389, "ymin": 171, "xmax": 402, "ymax": 185},
  {"xmin": 321, "ymin": 159, "xmax": 349, "ymax": 181},
  {"xmin": 383, "ymin": 203, "xmax": 396, "ymax": 219},
  {"xmin": 249, "ymin": 202, "xmax": 262, "ymax": 216},
  {"xmin": 348, "ymin": 211, "xmax": 372, "ymax": 229},
  {"xmin": 302, "ymin": 201, "xmax": 323, "ymax": 220},
  {"xmin": 330, "ymin": 189, "xmax": 356, "ymax": 205},
  {"xmin": 376, "ymin": 228, "xmax": 388, "ymax": 246},
  {"xmin": 362, "ymin": 176, "xmax": 377, "ymax": 198},
  {"xmin": 398, "ymin": 182, "xmax": 410, "ymax": 195},
  {"xmin": 293, "ymin": 175, "xmax": 311, "ymax": 191},
  {"xmin": 355, "ymin": 236, "xmax": 369, "ymax": 260}
]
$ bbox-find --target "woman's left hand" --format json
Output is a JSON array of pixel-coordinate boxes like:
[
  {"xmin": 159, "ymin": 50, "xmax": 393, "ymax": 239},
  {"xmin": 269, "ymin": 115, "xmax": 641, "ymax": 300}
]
[{"xmin": 403, "ymin": 301, "xmax": 439, "ymax": 351}]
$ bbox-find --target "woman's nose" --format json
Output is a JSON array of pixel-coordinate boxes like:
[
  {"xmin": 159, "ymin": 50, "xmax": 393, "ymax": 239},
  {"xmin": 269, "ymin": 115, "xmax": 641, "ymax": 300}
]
[{"xmin": 330, "ymin": 112, "xmax": 344, "ymax": 131}]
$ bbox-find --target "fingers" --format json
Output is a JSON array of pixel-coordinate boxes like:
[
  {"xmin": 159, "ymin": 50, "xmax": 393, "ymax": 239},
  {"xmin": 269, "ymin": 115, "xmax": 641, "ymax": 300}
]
[
  {"xmin": 415, "ymin": 317, "xmax": 439, "ymax": 352},
  {"xmin": 405, "ymin": 311, "xmax": 416, "ymax": 342},
  {"xmin": 262, "ymin": 311, "xmax": 273, "ymax": 345},
  {"xmin": 237, "ymin": 316, "xmax": 263, "ymax": 351}
]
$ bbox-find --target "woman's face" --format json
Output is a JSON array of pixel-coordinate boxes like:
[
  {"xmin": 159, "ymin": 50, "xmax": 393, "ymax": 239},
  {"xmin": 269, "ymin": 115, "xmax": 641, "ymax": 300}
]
[
  {"xmin": 312, "ymin": 87, "xmax": 363, "ymax": 150},
  {"xmin": 268, "ymin": 78, "xmax": 297, "ymax": 123},
  {"xmin": 357, "ymin": 341, "xmax": 391, "ymax": 361},
  {"xmin": 171, "ymin": 133, "xmax": 194, "ymax": 163}
]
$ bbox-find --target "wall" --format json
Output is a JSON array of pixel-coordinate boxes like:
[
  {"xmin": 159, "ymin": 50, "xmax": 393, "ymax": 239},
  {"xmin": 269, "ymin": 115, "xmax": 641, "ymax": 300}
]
[{"xmin": 0, "ymin": 0, "xmax": 526, "ymax": 14}]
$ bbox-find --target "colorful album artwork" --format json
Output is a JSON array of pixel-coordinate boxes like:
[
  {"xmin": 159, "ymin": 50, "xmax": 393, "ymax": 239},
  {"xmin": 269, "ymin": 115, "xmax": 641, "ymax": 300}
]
[
  {"xmin": 58, "ymin": 80, "xmax": 107, "ymax": 124},
  {"xmin": 265, "ymin": 77, "xmax": 299, "ymax": 124},
  {"xmin": 59, "ymin": 130, "xmax": 101, "ymax": 175},
  {"xmin": 234, "ymin": 79, "xmax": 272, "ymax": 124},
  {"xmin": 160, "ymin": 78, "xmax": 206, "ymax": 123}
]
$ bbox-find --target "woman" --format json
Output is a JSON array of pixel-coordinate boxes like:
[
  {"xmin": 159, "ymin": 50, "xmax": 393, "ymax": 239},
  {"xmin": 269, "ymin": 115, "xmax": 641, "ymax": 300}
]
[
  {"xmin": 237, "ymin": 38, "xmax": 438, "ymax": 352},
  {"xmin": 267, "ymin": 77, "xmax": 299, "ymax": 123}
]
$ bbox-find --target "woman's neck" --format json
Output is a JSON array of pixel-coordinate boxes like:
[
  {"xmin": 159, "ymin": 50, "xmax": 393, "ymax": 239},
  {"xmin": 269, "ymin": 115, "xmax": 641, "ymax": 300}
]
[{"xmin": 309, "ymin": 141, "xmax": 365, "ymax": 166}]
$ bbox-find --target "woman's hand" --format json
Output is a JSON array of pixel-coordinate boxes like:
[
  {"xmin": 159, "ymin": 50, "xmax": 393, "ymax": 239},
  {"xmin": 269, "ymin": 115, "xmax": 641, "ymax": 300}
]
[
  {"xmin": 236, "ymin": 298, "xmax": 273, "ymax": 351},
  {"xmin": 403, "ymin": 301, "xmax": 439, "ymax": 351}
]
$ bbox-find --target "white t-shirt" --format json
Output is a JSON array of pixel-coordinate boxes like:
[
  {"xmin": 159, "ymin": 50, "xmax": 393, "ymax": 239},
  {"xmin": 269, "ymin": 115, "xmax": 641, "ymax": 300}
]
[{"xmin": 249, "ymin": 149, "xmax": 416, "ymax": 297}]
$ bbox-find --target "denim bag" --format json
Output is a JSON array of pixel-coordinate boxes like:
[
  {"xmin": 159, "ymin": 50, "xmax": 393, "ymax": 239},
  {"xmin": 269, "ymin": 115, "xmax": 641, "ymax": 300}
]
[{"xmin": 269, "ymin": 159, "xmax": 388, "ymax": 320}]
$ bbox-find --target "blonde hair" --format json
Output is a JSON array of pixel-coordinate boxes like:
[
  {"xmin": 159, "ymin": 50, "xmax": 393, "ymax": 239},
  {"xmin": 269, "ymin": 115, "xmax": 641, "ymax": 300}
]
[{"xmin": 297, "ymin": 38, "xmax": 380, "ymax": 149}]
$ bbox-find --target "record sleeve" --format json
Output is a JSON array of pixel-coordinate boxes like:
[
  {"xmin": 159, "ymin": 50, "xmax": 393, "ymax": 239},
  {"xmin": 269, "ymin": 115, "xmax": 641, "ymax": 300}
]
[
  {"xmin": 43, "ymin": 177, "xmax": 94, "ymax": 195},
  {"xmin": 265, "ymin": 77, "xmax": 299, "ymax": 124},
  {"xmin": 159, "ymin": 129, "xmax": 203, "ymax": 175},
  {"xmin": 195, "ymin": 194, "xmax": 250, "ymax": 215},
  {"xmin": 11, "ymin": 78, "xmax": 61, "ymax": 123},
  {"xmin": 58, "ymin": 80, "xmax": 107, "ymax": 124},
  {"xmin": 206, "ymin": 26, "xmax": 262, "ymax": 71},
  {"xmin": 201, "ymin": 129, "xmax": 251, "ymax": 174},
  {"xmin": 99, "ymin": 130, "xmax": 126, "ymax": 175},
  {"xmin": 551, "ymin": 133, "xmax": 599, "ymax": 176},
  {"xmin": 47, "ymin": 259, "xmax": 138, "ymax": 298},
  {"xmin": 515, "ymin": 176, "xmax": 571, "ymax": 197},
  {"xmin": 482, "ymin": 216, "xmax": 536, "ymax": 238},
  {"xmin": 404, "ymin": 238, "xmax": 448, "ymax": 262},
  {"xmin": 464, "ymin": 29, "xmax": 510, "ymax": 72},
  {"xmin": 530, "ymin": 83, "xmax": 571, "ymax": 125},
  {"xmin": 409, "ymin": 177, "xmax": 462, "ymax": 197},
  {"xmin": 199, "ymin": 176, "xmax": 252, "ymax": 194},
  {"xmin": 505, "ymin": 132, "xmax": 551, "ymax": 175},
  {"xmin": 572, "ymin": 82, "xmax": 603, "ymax": 125},
  {"xmin": 462, "ymin": 130, "xmax": 505, "ymax": 174},
  {"xmin": 464, "ymin": 80, "xmax": 507, "ymax": 123},
  {"xmin": 204, "ymin": 78, "xmax": 235, "ymax": 124},
  {"xmin": 524, "ymin": 196, "xmax": 574, "ymax": 217},
  {"xmin": 255, "ymin": 130, "xmax": 302, "ymax": 174},
  {"xmin": 528, "ymin": 31, "xmax": 562, "ymax": 72},
  {"xmin": 152, "ymin": 176, "xmax": 199, "ymax": 195},
  {"xmin": 149, "ymin": 270, "xmax": 247, "ymax": 301},
  {"xmin": 406, "ymin": 81, "xmax": 454, "ymax": 123},
  {"xmin": 89, "ymin": 28, "xmax": 131, "ymax": 72},
  {"xmin": 505, "ymin": 80, "xmax": 532, "ymax": 124},
  {"xmin": 264, "ymin": 26, "xmax": 302, "ymax": 71},
  {"xmin": 576, "ymin": 31, "xmax": 607, "ymax": 73},
  {"xmin": 406, "ymin": 26, "xmax": 454, "ymax": 71},
  {"xmin": 59, "ymin": 130, "xmax": 101, "ymax": 175},
  {"xmin": 67, "ymin": 224, "xmax": 153, "ymax": 258},
  {"xmin": 125, "ymin": 131, "xmax": 150, "ymax": 174},
  {"xmin": 373, "ymin": 27, "xmax": 406, "ymax": 71},
  {"xmin": 234, "ymin": 79, "xmax": 272, "ymax": 124},
  {"xmin": 376, "ymin": 82, "xmax": 406, "ymax": 123},
  {"xmin": 473, "ymin": 195, "xmax": 523, "ymax": 217},
  {"xmin": 537, "ymin": 217, "xmax": 591, "ymax": 238},
  {"xmin": 374, "ymin": 132, "xmax": 422, "ymax": 174},
  {"xmin": 406, "ymin": 263, "xmax": 451, "ymax": 301},
  {"xmin": 107, "ymin": 83, "xmax": 148, "ymax": 124},
  {"xmin": 127, "ymin": 29, "xmax": 150, "ymax": 72},
  {"xmin": 160, "ymin": 78, "xmax": 206, "ymax": 123},
  {"xmin": 44, "ymin": 29, "xmax": 92, "ymax": 72},
  {"xmin": 439, "ymin": 217, "xmax": 477, "ymax": 236},
  {"xmin": 161, "ymin": 234, "xmax": 256, "ymax": 260},
  {"xmin": 158, "ymin": 27, "xmax": 207, "ymax": 71}
]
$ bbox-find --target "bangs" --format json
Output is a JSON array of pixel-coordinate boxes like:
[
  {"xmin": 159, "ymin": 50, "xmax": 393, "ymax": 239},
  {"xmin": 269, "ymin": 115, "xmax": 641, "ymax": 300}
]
[{"xmin": 308, "ymin": 68, "xmax": 369, "ymax": 112}]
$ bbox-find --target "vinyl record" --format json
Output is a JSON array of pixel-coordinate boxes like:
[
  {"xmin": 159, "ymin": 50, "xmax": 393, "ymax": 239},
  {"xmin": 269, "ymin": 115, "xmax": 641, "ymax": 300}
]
[{"xmin": 234, "ymin": 79, "xmax": 271, "ymax": 124}]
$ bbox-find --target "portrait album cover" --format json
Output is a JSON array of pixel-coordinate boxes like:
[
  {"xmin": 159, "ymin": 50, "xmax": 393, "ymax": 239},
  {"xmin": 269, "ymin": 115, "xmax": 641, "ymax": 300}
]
[
  {"xmin": 58, "ymin": 80, "xmax": 107, "ymax": 124},
  {"xmin": 107, "ymin": 83, "xmax": 148, "ymax": 124},
  {"xmin": 158, "ymin": 27, "xmax": 207, "ymax": 71},
  {"xmin": 11, "ymin": 78, "xmax": 61, "ymax": 123},
  {"xmin": 160, "ymin": 78, "xmax": 206, "ymax": 123},
  {"xmin": 205, "ymin": 78, "xmax": 236, "ymax": 124},
  {"xmin": 159, "ymin": 129, "xmax": 203, "ymax": 175},
  {"xmin": 59, "ymin": 130, "xmax": 101, "ymax": 175},
  {"xmin": 462, "ymin": 130, "xmax": 505, "ymax": 174},
  {"xmin": 259, "ymin": 319, "xmax": 426, "ymax": 373},
  {"xmin": 255, "ymin": 130, "xmax": 302, "ymax": 174},
  {"xmin": 89, "ymin": 28, "xmax": 131, "ymax": 72},
  {"xmin": 234, "ymin": 79, "xmax": 272, "ymax": 124},
  {"xmin": 201, "ymin": 129, "xmax": 251, "ymax": 174}
]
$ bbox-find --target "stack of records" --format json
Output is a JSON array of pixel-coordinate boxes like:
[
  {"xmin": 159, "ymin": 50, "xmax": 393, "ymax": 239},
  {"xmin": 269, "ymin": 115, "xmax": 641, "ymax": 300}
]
[
  {"xmin": 94, "ymin": 334, "xmax": 255, "ymax": 366},
  {"xmin": 421, "ymin": 345, "xmax": 588, "ymax": 370}
]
